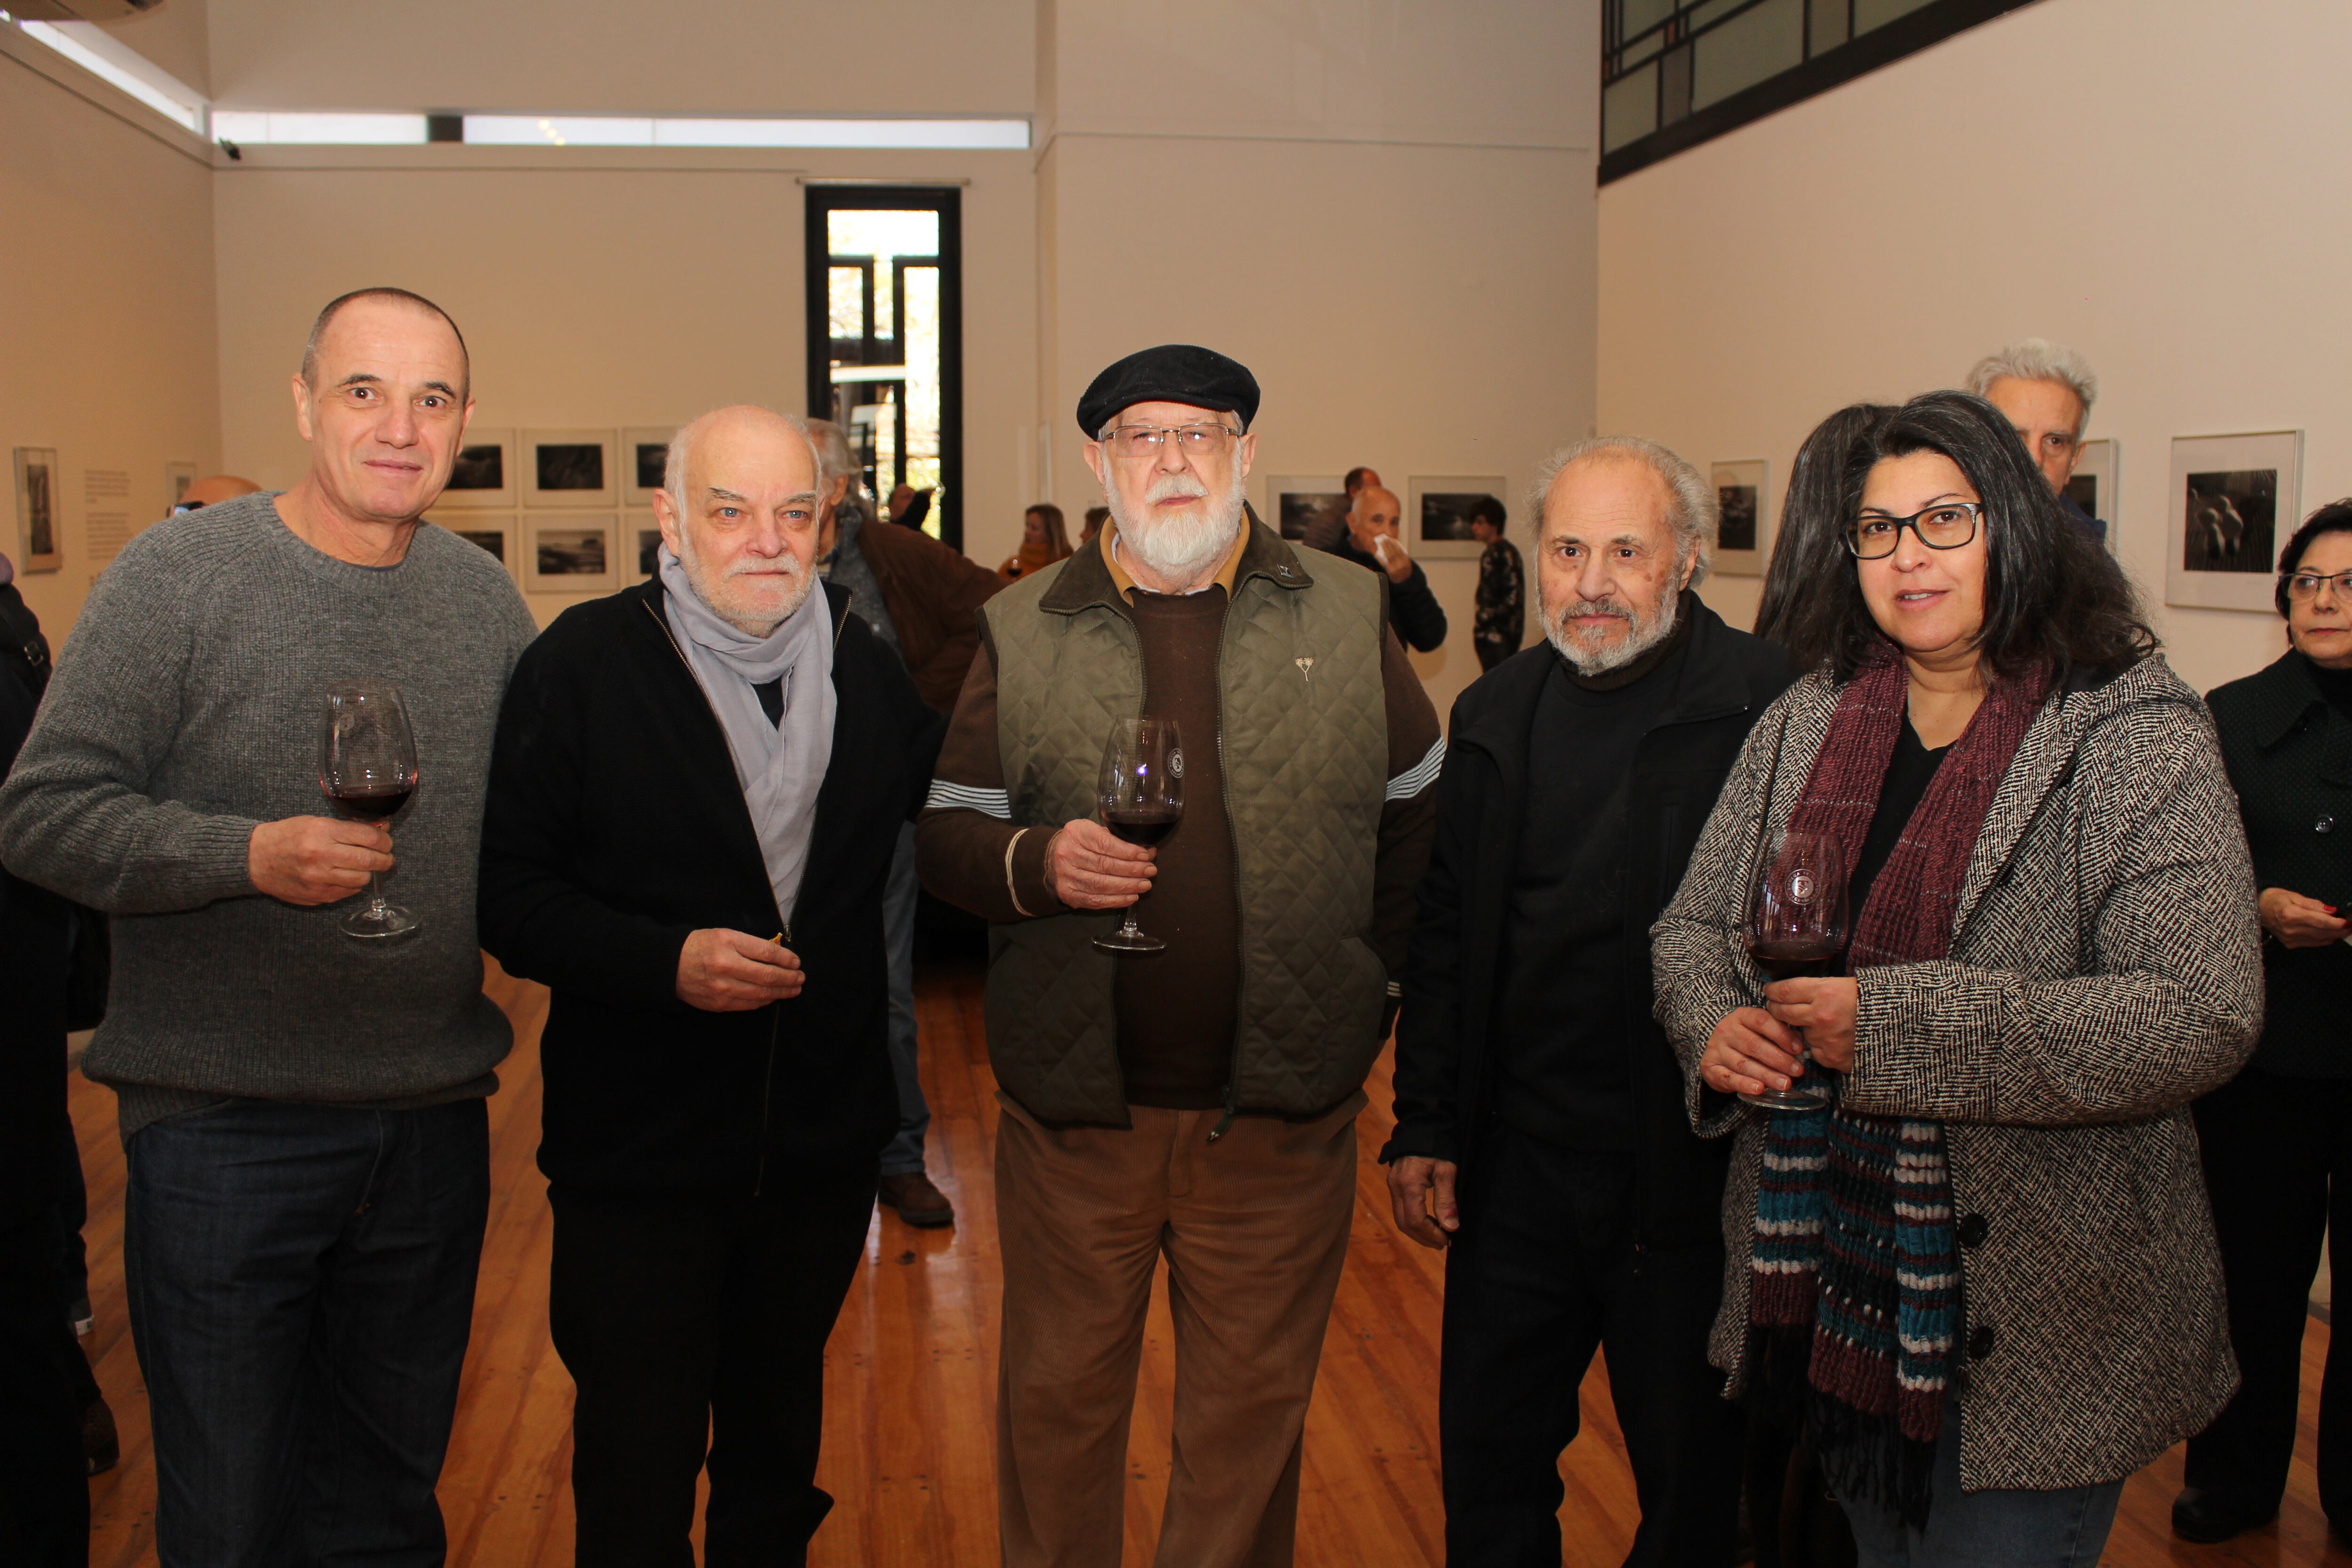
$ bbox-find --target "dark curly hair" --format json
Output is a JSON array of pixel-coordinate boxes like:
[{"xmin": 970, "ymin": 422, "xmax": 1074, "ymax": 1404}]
[{"xmin": 1774, "ymin": 390, "xmax": 2155, "ymax": 682}]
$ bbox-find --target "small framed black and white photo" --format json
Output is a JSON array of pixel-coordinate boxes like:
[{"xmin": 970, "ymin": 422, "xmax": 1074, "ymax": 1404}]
[
  {"xmin": 1266, "ymin": 475, "xmax": 1347, "ymax": 545},
  {"xmin": 525, "ymin": 517, "xmax": 618, "ymax": 592},
  {"xmin": 441, "ymin": 429, "xmax": 516, "ymax": 509},
  {"xmin": 431, "ymin": 514, "xmax": 517, "ymax": 580},
  {"xmin": 523, "ymin": 430, "xmax": 617, "ymax": 509},
  {"xmin": 166, "ymin": 461, "xmax": 197, "ymax": 512},
  {"xmin": 1409, "ymin": 476, "xmax": 1508, "ymax": 560},
  {"xmin": 623, "ymin": 428, "xmax": 673, "ymax": 510},
  {"xmin": 2167, "ymin": 431, "xmax": 2301, "ymax": 613},
  {"xmin": 1711, "ymin": 460, "xmax": 1767, "ymax": 577},
  {"xmin": 13, "ymin": 446, "xmax": 61, "ymax": 573},
  {"xmin": 2065, "ymin": 438, "xmax": 2119, "ymax": 555},
  {"xmin": 629, "ymin": 515, "xmax": 663, "ymax": 582}
]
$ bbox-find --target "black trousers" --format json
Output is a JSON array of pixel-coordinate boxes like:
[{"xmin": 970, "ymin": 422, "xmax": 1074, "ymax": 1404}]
[
  {"xmin": 1439, "ymin": 1128, "xmax": 1742, "ymax": 1567},
  {"xmin": 548, "ymin": 1162, "xmax": 879, "ymax": 1568},
  {"xmin": 0, "ymin": 1218, "xmax": 87, "ymax": 1568},
  {"xmin": 2185, "ymin": 1067, "xmax": 2352, "ymax": 1524}
]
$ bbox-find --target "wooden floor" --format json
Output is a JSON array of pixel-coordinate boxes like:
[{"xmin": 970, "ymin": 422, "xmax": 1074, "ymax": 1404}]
[{"xmin": 64, "ymin": 956, "xmax": 2352, "ymax": 1566}]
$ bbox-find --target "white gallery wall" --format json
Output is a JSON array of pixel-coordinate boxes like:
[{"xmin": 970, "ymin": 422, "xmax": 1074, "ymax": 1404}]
[
  {"xmin": 0, "ymin": 28, "xmax": 220, "ymax": 638},
  {"xmin": 1596, "ymin": 0, "xmax": 2347, "ymax": 695},
  {"xmin": 1037, "ymin": 0, "xmax": 1599, "ymax": 726}
]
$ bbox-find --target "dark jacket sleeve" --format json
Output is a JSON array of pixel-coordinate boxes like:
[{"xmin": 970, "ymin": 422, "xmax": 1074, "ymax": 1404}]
[
  {"xmin": 914, "ymin": 632, "xmax": 1062, "ymax": 921},
  {"xmin": 863, "ymin": 521, "xmax": 1009, "ymax": 713},
  {"xmin": 1389, "ymin": 561, "xmax": 1448, "ymax": 653},
  {"xmin": 477, "ymin": 637, "xmax": 698, "ymax": 1015},
  {"xmin": 1383, "ymin": 691, "xmax": 1474, "ymax": 1165}
]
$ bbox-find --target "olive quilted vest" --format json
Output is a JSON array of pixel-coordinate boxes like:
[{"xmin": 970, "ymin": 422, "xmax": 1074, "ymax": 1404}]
[{"xmin": 981, "ymin": 520, "xmax": 1391, "ymax": 1125}]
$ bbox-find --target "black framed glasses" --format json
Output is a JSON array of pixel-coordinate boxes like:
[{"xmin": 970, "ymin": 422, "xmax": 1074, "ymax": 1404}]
[
  {"xmin": 2285, "ymin": 568, "xmax": 2352, "ymax": 602},
  {"xmin": 1099, "ymin": 423, "xmax": 1240, "ymax": 460},
  {"xmin": 1846, "ymin": 501, "xmax": 1983, "ymax": 560}
]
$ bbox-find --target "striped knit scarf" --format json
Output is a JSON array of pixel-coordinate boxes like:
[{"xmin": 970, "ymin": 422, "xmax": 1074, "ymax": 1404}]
[{"xmin": 1748, "ymin": 645, "xmax": 2048, "ymax": 1527}]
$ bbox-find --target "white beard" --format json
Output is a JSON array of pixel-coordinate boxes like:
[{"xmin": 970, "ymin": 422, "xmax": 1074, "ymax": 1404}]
[
  {"xmin": 1544, "ymin": 587, "xmax": 1680, "ymax": 675},
  {"xmin": 677, "ymin": 527, "xmax": 814, "ymax": 637},
  {"xmin": 1106, "ymin": 465, "xmax": 1247, "ymax": 585}
]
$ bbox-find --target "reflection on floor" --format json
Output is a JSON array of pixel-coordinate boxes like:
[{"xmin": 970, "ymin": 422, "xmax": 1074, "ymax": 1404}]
[{"xmin": 65, "ymin": 957, "xmax": 2352, "ymax": 1565}]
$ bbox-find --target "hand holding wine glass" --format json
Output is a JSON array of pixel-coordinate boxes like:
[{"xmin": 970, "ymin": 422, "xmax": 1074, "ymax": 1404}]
[
  {"xmin": 317, "ymin": 682, "xmax": 421, "ymax": 940},
  {"xmin": 1092, "ymin": 716, "xmax": 1183, "ymax": 954},
  {"xmin": 1738, "ymin": 829, "xmax": 1849, "ymax": 1110}
]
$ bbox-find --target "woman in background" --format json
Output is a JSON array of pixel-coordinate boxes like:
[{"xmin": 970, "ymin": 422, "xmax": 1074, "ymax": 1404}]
[
  {"xmin": 999, "ymin": 503, "xmax": 1072, "ymax": 580},
  {"xmin": 2181, "ymin": 500, "xmax": 2352, "ymax": 1544},
  {"xmin": 1655, "ymin": 390, "xmax": 2260, "ymax": 1565}
]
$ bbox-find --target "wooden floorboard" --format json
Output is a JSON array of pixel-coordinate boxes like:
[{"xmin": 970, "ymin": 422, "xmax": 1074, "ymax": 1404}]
[{"xmin": 60, "ymin": 956, "xmax": 2351, "ymax": 1565}]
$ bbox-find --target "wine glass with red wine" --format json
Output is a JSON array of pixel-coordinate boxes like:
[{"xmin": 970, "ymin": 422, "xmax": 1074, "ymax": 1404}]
[
  {"xmin": 1092, "ymin": 716, "xmax": 1184, "ymax": 955},
  {"xmin": 318, "ymin": 683, "xmax": 421, "ymax": 940},
  {"xmin": 1740, "ymin": 828, "xmax": 1849, "ymax": 1110}
]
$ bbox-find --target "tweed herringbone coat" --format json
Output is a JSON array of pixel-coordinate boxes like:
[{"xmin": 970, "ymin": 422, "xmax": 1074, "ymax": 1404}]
[{"xmin": 1651, "ymin": 653, "xmax": 2265, "ymax": 1494}]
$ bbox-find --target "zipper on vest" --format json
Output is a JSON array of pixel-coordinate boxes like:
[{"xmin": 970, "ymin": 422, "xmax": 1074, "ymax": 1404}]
[{"xmin": 1208, "ymin": 601, "xmax": 1247, "ymax": 1145}]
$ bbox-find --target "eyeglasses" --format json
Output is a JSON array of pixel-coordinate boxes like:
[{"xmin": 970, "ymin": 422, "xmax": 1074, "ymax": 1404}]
[
  {"xmin": 1099, "ymin": 423, "xmax": 1240, "ymax": 461},
  {"xmin": 1846, "ymin": 501, "xmax": 1983, "ymax": 560},
  {"xmin": 2285, "ymin": 569, "xmax": 2352, "ymax": 601}
]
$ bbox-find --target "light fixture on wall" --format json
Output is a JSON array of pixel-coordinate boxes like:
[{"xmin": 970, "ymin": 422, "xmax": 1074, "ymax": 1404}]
[
  {"xmin": 14, "ymin": 17, "xmax": 202, "ymax": 130},
  {"xmin": 461, "ymin": 115, "xmax": 1030, "ymax": 150},
  {"xmin": 207, "ymin": 111, "xmax": 429, "ymax": 145}
]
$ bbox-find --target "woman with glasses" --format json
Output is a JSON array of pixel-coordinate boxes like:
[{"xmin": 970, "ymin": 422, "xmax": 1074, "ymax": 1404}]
[
  {"xmin": 2179, "ymin": 501, "xmax": 2352, "ymax": 1544},
  {"xmin": 1652, "ymin": 390, "xmax": 2262, "ymax": 1564}
]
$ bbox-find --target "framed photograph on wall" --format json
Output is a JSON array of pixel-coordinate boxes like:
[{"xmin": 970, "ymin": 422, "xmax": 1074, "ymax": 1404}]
[
  {"xmin": 1266, "ymin": 475, "xmax": 1346, "ymax": 547},
  {"xmin": 1409, "ymin": 477, "xmax": 1508, "ymax": 560},
  {"xmin": 623, "ymin": 428, "xmax": 673, "ymax": 510},
  {"xmin": 12, "ymin": 447, "xmax": 61, "ymax": 573},
  {"xmin": 523, "ymin": 430, "xmax": 617, "ymax": 509},
  {"xmin": 166, "ymin": 461, "xmax": 197, "ymax": 512},
  {"xmin": 525, "ymin": 517, "xmax": 618, "ymax": 592},
  {"xmin": 2167, "ymin": 431, "xmax": 2301, "ymax": 613},
  {"xmin": 441, "ymin": 429, "xmax": 516, "ymax": 509},
  {"xmin": 431, "ymin": 514, "xmax": 517, "ymax": 580},
  {"xmin": 628, "ymin": 515, "xmax": 662, "ymax": 581},
  {"xmin": 1710, "ymin": 460, "xmax": 1768, "ymax": 577},
  {"xmin": 2064, "ymin": 438, "xmax": 2119, "ymax": 554}
]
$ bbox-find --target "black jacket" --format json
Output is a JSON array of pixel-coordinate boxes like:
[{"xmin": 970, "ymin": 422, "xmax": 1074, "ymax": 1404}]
[
  {"xmin": 0, "ymin": 583, "xmax": 68, "ymax": 1229},
  {"xmin": 1326, "ymin": 540, "xmax": 1448, "ymax": 653},
  {"xmin": 2209, "ymin": 649, "xmax": 2352, "ymax": 1076},
  {"xmin": 1383, "ymin": 597, "xmax": 1793, "ymax": 1248},
  {"xmin": 478, "ymin": 580, "xmax": 946, "ymax": 1196}
]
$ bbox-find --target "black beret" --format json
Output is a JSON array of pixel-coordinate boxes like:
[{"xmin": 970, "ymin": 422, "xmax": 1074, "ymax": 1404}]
[{"xmin": 1075, "ymin": 344, "xmax": 1259, "ymax": 438}]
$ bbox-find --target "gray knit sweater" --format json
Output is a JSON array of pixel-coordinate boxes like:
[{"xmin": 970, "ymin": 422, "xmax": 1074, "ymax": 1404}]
[{"xmin": 0, "ymin": 493, "xmax": 540, "ymax": 1136}]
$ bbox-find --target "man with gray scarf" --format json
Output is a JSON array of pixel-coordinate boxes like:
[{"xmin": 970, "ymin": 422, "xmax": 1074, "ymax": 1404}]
[{"xmin": 478, "ymin": 405, "xmax": 943, "ymax": 1563}]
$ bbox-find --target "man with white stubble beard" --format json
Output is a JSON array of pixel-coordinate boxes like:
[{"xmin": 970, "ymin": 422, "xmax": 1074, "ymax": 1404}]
[
  {"xmin": 918, "ymin": 344, "xmax": 1443, "ymax": 1567},
  {"xmin": 478, "ymin": 405, "xmax": 943, "ymax": 1563},
  {"xmin": 1385, "ymin": 435, "xmax": 1795, "ymax": 1565}
]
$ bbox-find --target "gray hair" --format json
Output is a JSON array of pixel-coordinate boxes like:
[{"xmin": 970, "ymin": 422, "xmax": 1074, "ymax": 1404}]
[
  {"xmin": 1964, "ymin": 339, "xmax": 2097, "ymax": 437},
  {"xmin": 804, "ymin": 417, "xmax": 857, "ymax": 486},
  {"xmin": 662, "ymin": 406, "xmax": 823, "ymax": 522},
  {"xmin": 1529, "ymin": 434, "xmax": 1716, "ymax": 587}
]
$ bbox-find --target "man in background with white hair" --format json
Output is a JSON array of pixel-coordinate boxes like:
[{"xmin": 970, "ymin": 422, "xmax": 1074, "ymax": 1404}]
[
  {"xmin": 478, "ymin": 405, "xmax": 943, "ymax": 1562},
  {"xmin": 918, "ymin": 344, "xmax": 1442, "ymax": 1567},
  {"xmin": 1385, "ymin": 435, "xmax": 1793, "ymax": 1564},
  {"xmin": 1967, "ymin": 337, "xmax": 2107, "ymax": 545}
]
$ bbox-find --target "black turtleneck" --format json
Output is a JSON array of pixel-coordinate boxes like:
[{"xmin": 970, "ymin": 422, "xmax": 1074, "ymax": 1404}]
[
  {"xmin": 1495, "ymin": 600, "xmax": 1696, "ymax": 1152},
  {"xmin": 2304, "ymin": 651, "xmax": 2352, "ymax": 716}
]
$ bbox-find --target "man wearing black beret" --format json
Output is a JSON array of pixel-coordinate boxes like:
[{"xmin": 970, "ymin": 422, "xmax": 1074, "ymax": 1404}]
[{"xmin": 918, "ymin": 344, "xmax": 1443, "ymax": 1567}]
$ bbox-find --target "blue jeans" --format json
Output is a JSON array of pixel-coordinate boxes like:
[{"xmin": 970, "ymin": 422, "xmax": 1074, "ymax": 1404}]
[
  {"xmin": 879, "ymin": 821, "xmax": 931, "ymax": 1176},
  {"xmin": 125, "ymin": 1097, "xmax": 490, "ymax": 1568},
  {"xmin": 1838, "ymin": 1401, "xmax": 2122, "ymax": 1567}
]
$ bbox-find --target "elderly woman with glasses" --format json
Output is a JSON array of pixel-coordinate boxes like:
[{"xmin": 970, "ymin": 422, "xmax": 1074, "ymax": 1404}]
[
  {"xmin": 2177, "ymin": 501, "xmax": 2352, "ymax": 1544},
  {"xmin": 1652, "ymin": 390, "xmax": 2262, "ymax": 1565}
]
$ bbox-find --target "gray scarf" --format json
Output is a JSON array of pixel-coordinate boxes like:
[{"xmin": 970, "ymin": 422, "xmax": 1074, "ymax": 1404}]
[{"xmin": 658, "ymin": 545, "xmax": 836, "ymax": 929}]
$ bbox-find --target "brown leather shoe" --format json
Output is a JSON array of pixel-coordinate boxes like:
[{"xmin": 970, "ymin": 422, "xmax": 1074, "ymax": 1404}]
[
  {"xmin": 82, "ymin": 1394, "xmax": 119, "ymax": 1476},
  {"xmin": 877, "ymin": 1171, "xmax": 955, "ymax": 1228}
]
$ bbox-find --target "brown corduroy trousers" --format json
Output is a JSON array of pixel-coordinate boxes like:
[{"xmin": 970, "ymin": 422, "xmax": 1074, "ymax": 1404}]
[{"xmin": 992, "ymin": 1090, "xmax": 1364, "ymax": 1568}]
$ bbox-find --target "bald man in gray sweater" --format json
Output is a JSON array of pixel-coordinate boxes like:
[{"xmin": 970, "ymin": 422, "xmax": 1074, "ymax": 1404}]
[{"xmin": 0, "ymin": 289, "xmax": 537, "ymax": 1568}]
